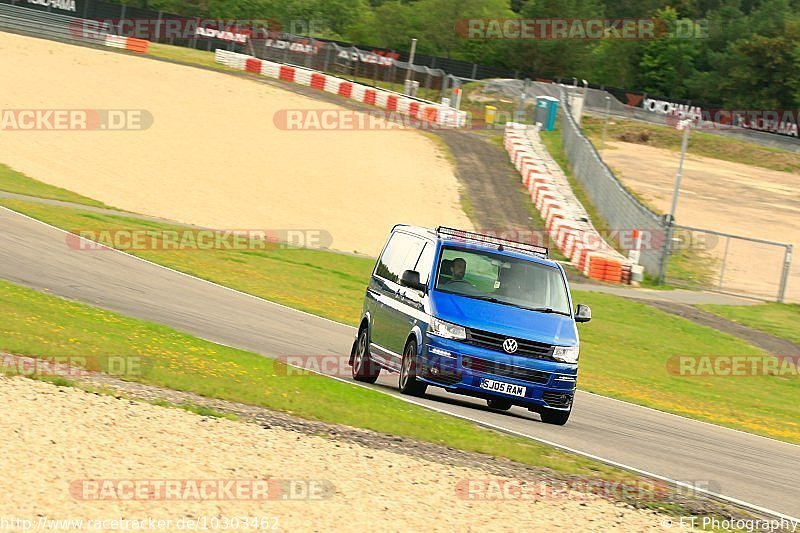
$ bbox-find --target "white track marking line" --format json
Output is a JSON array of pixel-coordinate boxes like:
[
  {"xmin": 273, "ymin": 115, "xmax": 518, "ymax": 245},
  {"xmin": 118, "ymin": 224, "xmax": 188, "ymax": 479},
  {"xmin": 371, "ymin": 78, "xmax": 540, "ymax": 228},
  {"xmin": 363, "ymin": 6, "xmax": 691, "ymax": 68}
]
[
  {"xmin": 4, "ymin": 205, "xmax": 800, "ymax": 520},
  {"xmin": 6, "ymin": 205, "xmax": 798, "ymax": 449}
]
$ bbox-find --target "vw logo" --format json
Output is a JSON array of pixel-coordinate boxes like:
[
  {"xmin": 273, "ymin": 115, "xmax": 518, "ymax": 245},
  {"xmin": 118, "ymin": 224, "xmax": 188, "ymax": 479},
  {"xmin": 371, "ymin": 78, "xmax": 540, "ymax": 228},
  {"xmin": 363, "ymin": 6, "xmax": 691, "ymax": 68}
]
[{"xmin": 502, "ymin": 338, "xmax": 518, "ymax": 353}]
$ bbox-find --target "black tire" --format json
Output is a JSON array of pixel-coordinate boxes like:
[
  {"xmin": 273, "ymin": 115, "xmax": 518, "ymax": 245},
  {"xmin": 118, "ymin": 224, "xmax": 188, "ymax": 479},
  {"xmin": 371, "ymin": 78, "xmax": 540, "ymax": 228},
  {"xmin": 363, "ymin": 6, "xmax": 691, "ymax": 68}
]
[
  {"xmin": 487, "ymin": 398, "xmax": 513, "ymax": 411},
  {"xmin": 539, "ymin": 407, "xmax": 571, "ymax": 426},
  {"xmin": 399, "ymin": 339, "xmax": 427, "ymax": 396},
  {"xmin": 352, "ymin": 328, "xmax": 380, "ymax": 383}
]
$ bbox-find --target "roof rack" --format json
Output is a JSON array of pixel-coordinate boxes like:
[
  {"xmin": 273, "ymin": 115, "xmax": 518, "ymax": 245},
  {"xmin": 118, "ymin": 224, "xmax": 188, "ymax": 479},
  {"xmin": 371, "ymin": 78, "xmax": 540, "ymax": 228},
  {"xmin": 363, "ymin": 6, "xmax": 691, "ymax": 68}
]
[{"xmin": 436, "ymin": 227, "xmax": 548, "ymax": 258}]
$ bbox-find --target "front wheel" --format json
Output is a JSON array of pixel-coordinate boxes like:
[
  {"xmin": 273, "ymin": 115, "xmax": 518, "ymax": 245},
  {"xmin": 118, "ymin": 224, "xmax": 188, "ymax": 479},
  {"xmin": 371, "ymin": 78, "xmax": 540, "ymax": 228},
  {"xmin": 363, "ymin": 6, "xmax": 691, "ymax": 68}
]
[
  {"xmin": 399, "ymin": 339, "xmax": 427, "ymax": 396},
  {"xmin": 539, "ymin": 407, "xmax": 571, "ymax": 426},
  {"xmin": 352, "ymin": 328, "xmax": 380, "ymax": 383}
]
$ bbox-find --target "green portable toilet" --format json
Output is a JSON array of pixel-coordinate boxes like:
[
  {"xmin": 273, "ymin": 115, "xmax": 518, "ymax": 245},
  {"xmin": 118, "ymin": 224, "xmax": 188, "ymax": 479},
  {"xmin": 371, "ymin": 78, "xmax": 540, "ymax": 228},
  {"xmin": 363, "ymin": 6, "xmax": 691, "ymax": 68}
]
[{"xmin": 534, "ymin": 96, "xmax": 559, "ymax": 131}]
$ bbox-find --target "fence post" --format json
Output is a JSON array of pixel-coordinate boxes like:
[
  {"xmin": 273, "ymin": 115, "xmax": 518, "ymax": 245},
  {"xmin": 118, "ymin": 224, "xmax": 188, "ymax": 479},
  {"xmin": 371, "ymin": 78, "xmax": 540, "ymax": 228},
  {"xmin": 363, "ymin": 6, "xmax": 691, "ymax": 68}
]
[
  {"xmin": 778, "ymin": 244, "xmax": 793, "ymax": 303},
  {"xmin": 323, "ymin": 44, "xmax": 331, "ymax": 71},
  {"xmin": 718, "ymin": 235, "xmax": 731, "ymax": 290},
  {"xmin": 658, "ymin": 219, "xmax": 674, "ymax": 284},
  {"xmin": 155, "ymin": 10, "xmax": 162, "ymax": 43}
]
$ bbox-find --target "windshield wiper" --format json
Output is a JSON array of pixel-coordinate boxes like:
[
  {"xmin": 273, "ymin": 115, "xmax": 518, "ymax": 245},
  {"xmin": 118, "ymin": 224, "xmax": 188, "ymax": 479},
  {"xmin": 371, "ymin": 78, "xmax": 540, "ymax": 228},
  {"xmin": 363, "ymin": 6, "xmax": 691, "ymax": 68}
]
[
  {"xmin": 473, "ymin": 297, "xmax": 570, "ymax": 316},
  {"xmin": 474, "ymin": 296, "xmax": 522, "ymax": 307},
  {"xmin": 529, "ymin": 307, "xmax": 571, "ymax": 316}
]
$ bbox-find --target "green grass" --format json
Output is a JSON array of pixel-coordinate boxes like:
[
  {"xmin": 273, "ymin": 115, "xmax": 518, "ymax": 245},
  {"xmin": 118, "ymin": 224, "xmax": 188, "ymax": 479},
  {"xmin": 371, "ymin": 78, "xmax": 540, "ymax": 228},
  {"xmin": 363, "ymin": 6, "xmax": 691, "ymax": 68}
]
[
  {"xmin": 700, "ymin": 303, "xmax": 800, "ymax": 345},
  {"xmin": 0, "ymin": 198, "xmax": 374, "ymax": 325},
  {"xmin": 148, "ymin": 42, "xmax": 233, "ymax": 70},
  {"xmin": 664, "ymin": 228, "xmax": 718, "ymax": 289},
  {"xmin": 334, "ymin": 71, "xmax": 442, "ymax": 102},
  {"xmin": 582, "ymin": 115, "xmax": 800, "ymax": 174},
  {"xmin": 0, "ymin": 163, "xmax": 111, "ymax": 208},
  {"xmin": 572, "ymin": 291, "xmax": 799, "ymax": 443},
  {"xmin": 3, "ymin": 192, "xmax": 798, "ymax": 442},
  {"xmin": 150, "ymin": 399, "xmax": 239, "ymax": 420},
  {"xmin": 0, "ymin": 278, "xmax": 624, "ymax": 479}
]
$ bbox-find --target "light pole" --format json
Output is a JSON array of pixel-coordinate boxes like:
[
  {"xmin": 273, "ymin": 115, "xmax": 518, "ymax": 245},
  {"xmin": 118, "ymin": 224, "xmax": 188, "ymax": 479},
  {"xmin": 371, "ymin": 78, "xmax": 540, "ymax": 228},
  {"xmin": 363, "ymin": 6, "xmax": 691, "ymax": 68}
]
[
  {"xmin": 668, "ymin": 119, "xmax": 692, "ymax": 223},
  {"xmin": 404, "ymin": 38, "xmax": 418, "ymax": 95},
  {"xmin": 658, "ymin": 118, "xmax": 692, "ymax": 284}
]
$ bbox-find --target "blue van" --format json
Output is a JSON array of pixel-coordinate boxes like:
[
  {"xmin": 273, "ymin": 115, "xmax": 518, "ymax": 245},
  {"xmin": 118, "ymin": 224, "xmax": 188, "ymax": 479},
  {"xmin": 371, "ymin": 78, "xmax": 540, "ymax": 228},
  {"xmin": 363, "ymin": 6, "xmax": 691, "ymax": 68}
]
[{"xmin": 349, "ymin": 226, "xmax": 591, "ymax": 425}]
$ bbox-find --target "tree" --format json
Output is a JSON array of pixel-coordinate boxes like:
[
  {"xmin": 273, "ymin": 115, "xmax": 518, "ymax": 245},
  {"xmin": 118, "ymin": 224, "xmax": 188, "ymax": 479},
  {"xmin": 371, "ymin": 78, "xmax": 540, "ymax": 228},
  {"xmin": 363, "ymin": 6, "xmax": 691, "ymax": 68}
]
[{"xmin": 636, "ymin": 7, "xmax": 701, "ymax": 99}]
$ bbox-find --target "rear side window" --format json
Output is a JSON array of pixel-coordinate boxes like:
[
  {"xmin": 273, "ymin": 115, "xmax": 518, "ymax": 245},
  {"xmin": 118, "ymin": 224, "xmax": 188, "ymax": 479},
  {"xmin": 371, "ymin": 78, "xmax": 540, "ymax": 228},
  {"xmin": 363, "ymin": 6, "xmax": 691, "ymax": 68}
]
[{"xmin": 374, "ymin": 232, "xmax": 425, "ymax": 284}]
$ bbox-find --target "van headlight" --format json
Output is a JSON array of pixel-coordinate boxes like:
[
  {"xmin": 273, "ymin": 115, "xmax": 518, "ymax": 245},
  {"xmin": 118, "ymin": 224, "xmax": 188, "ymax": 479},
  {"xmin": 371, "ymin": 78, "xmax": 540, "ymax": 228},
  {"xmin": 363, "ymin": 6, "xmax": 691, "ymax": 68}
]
[
  {"xmin": 552, "ymin": 346, "xmax": 579, "ymax": 364},
  {"xmin": 429, "ymin": 317, "xmax": 467, "ymax": 340}
]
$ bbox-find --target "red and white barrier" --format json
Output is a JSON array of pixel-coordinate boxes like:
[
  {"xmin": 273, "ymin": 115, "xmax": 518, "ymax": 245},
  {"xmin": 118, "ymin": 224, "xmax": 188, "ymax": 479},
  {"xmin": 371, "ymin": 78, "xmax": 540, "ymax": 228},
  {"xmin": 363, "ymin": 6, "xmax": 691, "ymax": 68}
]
[
  {"xmin": 214, "ymin": 49, "xmax": 467, "ymax": 128},
  {"xmin": 101, "ymin": 34, "xmax": 148, "ymax": 53},
  {"xmin": 504, "ymin": 122, "xmax": 630, "ymax": 283}
]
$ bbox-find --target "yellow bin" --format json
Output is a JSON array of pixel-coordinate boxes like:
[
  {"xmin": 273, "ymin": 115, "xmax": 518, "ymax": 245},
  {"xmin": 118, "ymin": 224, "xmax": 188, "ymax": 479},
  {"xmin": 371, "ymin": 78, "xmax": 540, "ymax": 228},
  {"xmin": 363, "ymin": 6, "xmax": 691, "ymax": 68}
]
[{"xmin": 484, "ymin": 105, "xmax": 497, "ymax": 125}]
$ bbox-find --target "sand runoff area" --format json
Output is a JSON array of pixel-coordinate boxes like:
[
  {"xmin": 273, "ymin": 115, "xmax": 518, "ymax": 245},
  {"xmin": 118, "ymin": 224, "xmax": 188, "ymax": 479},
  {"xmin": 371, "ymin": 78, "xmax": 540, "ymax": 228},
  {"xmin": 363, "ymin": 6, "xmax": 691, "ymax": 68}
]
[
  {"xmin": 603, "ymin": 141, "xmax": 799, "ymax": 302},
  {"xmin": 0, "ymin": 376, "xmax": 678, "ymax": 531},
  {"xmin": 0, "ymin": 32, "xmax": 471, "ymax": 256}
]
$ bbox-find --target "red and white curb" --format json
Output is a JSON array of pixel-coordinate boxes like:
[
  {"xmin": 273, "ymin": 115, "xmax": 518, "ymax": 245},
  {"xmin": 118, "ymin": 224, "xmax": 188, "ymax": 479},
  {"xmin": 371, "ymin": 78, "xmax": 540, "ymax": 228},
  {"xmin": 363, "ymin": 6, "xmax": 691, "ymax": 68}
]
[
  {"xmin": 504, "ymin": 122, "xmax": 630, "ymax": 283},
  {"xmin": 215, "ymin": 49, "xmax": 466, "ymax": 128}
]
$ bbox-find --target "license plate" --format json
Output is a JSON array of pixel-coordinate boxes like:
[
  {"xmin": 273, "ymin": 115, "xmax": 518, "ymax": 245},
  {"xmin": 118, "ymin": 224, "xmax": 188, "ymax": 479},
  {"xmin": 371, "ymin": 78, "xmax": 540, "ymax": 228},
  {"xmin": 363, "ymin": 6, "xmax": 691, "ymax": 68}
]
[{"xmin": 480, "ymin": 378, "xmax": 527, "ymax": 397}]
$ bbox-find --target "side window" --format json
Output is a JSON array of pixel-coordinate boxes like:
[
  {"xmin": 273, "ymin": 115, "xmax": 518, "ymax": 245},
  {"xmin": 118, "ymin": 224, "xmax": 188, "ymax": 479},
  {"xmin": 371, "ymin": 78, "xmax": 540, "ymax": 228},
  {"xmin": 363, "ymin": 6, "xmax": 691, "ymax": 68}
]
[
  {"xmin": 374, "ymin": 233, "xmax": 424, "ymax": 284},
  {"xmin": 413, "ymin": 242, "xmax": 436, "ymax": 285}
]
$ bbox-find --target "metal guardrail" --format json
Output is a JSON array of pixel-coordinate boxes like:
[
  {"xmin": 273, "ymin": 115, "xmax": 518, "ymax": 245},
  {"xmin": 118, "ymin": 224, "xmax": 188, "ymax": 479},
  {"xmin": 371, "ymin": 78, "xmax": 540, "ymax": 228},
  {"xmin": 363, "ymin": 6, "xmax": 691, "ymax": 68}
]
[{"xmin": 0, "ymin": 3, "xmax": 107, "ymax": 45}]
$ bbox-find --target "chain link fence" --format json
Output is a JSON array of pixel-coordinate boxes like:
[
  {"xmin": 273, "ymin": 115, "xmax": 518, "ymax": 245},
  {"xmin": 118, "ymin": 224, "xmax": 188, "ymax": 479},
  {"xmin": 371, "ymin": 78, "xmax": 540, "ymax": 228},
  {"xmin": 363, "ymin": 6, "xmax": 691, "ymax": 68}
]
[
  {"xmin": 473, "ymin": 79, "xmax": 800, "ymax": 153},
  {"xmin": 558, "ymin": 87, "xmax": 668, "ymax": 276},
  {"xmin": 666, "ymin": 226, "xmax": 794, "ymax": 302}
]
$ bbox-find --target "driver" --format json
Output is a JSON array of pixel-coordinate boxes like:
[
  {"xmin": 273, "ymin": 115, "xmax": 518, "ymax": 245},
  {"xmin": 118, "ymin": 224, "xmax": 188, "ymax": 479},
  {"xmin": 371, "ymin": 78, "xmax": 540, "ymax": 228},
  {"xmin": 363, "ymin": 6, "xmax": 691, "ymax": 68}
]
[
  {"xmin": 445, "ymin": 258, "xmax": 475, "ymax": 289},
  {"xmin": 450, "ymin": 257, "xmax": 466, "ymax": 281},
  {"xmin": 443, "ymin": 257, "xmax": 480, "ymax": 295}
]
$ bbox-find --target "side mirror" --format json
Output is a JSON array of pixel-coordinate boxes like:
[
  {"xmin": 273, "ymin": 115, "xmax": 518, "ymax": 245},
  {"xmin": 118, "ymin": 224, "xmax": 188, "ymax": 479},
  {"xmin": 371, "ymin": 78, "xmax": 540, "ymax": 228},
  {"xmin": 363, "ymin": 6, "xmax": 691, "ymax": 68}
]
[
  {"xmin": 401, "ymin": 270, "xmax": 426, "ymax": 292},
  {"xmin": 575, "ymin": 304, "xmax": 591, "ymax": 323}
]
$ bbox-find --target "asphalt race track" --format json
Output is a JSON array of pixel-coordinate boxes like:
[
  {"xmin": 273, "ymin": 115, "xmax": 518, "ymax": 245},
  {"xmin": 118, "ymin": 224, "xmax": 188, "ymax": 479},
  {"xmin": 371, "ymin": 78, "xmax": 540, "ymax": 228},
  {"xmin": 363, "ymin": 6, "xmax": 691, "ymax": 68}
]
[{"xmin": 1, "ymin": 207, "xmax": 798, "ymax": 518}]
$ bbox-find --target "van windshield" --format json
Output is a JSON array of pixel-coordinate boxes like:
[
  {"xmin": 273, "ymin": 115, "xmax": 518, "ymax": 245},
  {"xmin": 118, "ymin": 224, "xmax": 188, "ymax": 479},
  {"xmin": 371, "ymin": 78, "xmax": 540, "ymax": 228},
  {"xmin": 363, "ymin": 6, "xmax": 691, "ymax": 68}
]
[{"xmin": 434, "ymin": 246, "xmax": 571, "ymax": 316}]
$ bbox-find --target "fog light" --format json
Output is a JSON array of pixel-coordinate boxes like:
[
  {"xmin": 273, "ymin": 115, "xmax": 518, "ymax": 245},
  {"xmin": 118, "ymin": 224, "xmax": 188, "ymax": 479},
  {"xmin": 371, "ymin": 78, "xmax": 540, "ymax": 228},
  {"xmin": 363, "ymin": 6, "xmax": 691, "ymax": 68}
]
[{"xmin": 430, "ymin": 347, "xmax": 455, "ymax": 359}]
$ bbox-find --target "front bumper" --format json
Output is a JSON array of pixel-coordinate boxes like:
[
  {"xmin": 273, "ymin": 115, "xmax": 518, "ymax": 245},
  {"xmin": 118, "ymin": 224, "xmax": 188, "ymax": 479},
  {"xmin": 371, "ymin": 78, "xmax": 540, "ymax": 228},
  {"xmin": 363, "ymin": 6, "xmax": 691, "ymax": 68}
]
[{"xmin": 419, "ymin": 334, "xmax": 577, "ymax": 410}]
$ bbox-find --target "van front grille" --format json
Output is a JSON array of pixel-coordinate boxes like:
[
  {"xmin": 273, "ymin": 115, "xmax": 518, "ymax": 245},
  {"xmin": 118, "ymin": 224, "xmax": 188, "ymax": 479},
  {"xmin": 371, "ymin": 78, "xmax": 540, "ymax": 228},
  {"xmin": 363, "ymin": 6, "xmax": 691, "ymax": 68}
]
[{"xmin": 465, "ymin": 328, "xmax": 555, "ymax": 360}]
